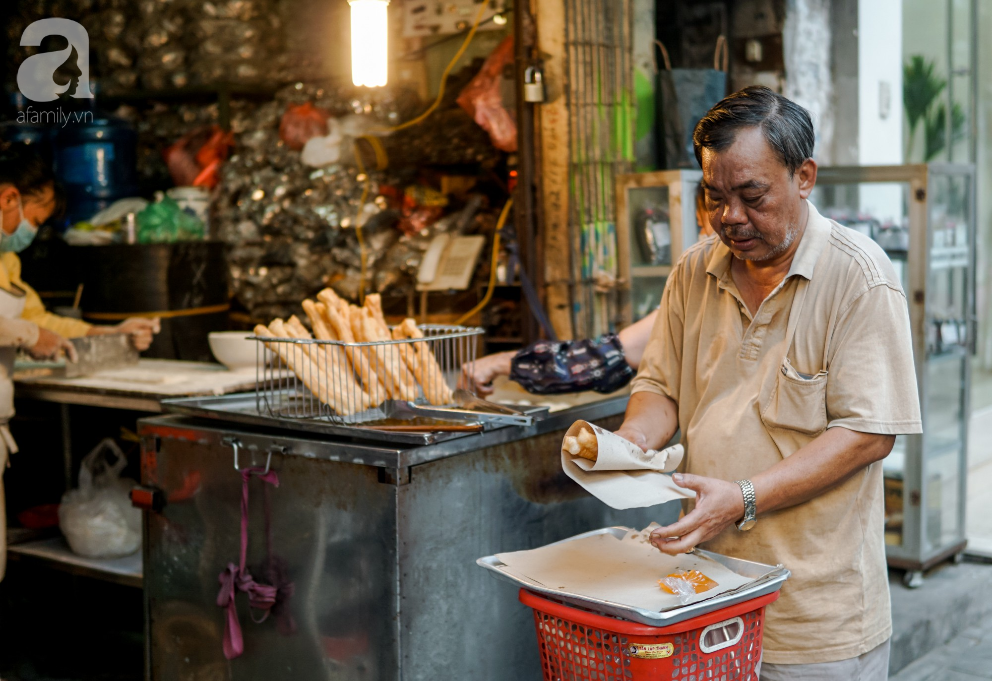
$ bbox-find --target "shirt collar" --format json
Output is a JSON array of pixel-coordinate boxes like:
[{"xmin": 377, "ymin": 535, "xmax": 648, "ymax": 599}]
[{"xmin": 704, "ymin": 200, "xmax": 832, "ymax": 283}]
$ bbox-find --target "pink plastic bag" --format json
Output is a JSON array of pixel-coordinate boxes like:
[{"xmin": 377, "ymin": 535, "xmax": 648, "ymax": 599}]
[{"xmin": 457, "ymin": 35, "xmax": 517, "ymax": 152}]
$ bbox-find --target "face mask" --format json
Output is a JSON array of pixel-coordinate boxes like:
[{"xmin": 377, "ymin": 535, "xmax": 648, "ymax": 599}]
[{"xmin": 0, "ymin": 200, "xmax": 39, "ymax": 253}]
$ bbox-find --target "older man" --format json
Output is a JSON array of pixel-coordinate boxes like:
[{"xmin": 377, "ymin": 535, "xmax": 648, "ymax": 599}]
[{"xmin": 616, "ymin": 87, "xmax": 920, "ymax": 680}]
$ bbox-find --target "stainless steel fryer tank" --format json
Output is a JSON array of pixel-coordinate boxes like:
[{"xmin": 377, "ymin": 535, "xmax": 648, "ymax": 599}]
[{"xmin": 138, "ymin": 398, "xmax": 678, "ymax": 680}]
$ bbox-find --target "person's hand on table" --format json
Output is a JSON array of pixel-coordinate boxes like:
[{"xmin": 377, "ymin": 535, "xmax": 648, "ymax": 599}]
[
  {"xmin": 648, "ymin": 474, "xmax": 745, "ymax": 555},
  {"xmin": 88, "ymin": 317, "xmax": 161, "ymax": 351},
  {"xmin": 459, "ymin": 350, "xmax": 515, "ymax": 396},
  {"xmin": 29, "ymin": 327, "xmax": 77, "ymax": 362}
]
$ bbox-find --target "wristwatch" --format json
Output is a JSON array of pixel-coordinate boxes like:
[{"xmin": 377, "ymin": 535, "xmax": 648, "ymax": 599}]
[{"xmin": 735, "ymin": 479, "xmax": 757, "ymax": 531}]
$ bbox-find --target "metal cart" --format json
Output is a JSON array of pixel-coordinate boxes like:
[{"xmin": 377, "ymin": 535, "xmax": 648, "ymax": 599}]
[
  {"xmin": 811, "ymin": 164, "xmax": 975, "ymax": 586},
  {"xmin": 136, "ymin": 396, "xmax": 676, "ymax": 680}
]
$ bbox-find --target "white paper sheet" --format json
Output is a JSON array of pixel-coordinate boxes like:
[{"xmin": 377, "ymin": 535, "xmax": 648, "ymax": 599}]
[
  {"xmin": 495, "ymin": 525, "xmax": 755, "ymax": 612},
  {"xmin": 561, "ymin": 420, "xmax": 695, "ymax": 509},
  {"xmin": 16, "ymin": 360, "xmax": 272, "ymax": 397}
]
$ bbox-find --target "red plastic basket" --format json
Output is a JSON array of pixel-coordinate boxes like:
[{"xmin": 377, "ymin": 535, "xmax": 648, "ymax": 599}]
[{"xmin": 520, "ymin": 588, "xmax": 778, "ymax": 681}]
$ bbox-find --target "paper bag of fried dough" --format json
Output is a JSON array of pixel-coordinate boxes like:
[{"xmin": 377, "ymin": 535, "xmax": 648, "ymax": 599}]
[{"xmin": 560, "ymin": 420, "xmax": 694, "ymax": 510}]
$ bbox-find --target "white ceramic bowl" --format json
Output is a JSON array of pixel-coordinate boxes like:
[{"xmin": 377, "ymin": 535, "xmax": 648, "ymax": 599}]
[{"xmin": 208, "ymin": 331, "xmax": 262, "ymax": 370}]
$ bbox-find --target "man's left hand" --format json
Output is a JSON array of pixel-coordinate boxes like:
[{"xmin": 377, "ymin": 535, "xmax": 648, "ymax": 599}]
[{"xmin": 649, "ymin": 474, "xmax": 745, "ymax": 555}]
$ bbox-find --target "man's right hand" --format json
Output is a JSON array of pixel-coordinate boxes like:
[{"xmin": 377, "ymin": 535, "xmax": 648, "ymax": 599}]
[
  {"xmin": 29, "ymin": 328, "xmax": 77, "ymax": 362},
  {"xmin": 615, "ymin": 391, "xmax": 680, "ymax": 454},
  {"xmin": 614, "ymin": 425, "xmax": 651, "ymax": 453}
]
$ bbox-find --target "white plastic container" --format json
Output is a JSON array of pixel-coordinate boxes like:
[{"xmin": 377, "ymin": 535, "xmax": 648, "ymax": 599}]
[{"xmin": 208, "ymin": 331, "xmax": 261, "ymax": 370}]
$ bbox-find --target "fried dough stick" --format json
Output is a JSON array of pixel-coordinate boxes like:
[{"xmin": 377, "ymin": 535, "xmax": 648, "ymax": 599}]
[
  {"xmin": 361, "ymin": 295, "xmax": 438, "ymax": 402},
  {"xmin": 349, "ymin": 305, "xmax": 419, "ymax": 402},
  {"xmin": 364, "ymin": 293, "xmax": 388, "ymax": 330},
  {"xmin": 254, "ymin": 320, "xmax": 365, "ymax": 416},
  {"xmin": 284, "ymin": 316, "xmax": 371, "ymax": 414},
  {"xmin": 562, "ymin": 426, "xmax": 598, "ymax": 461},
  {"xmin": 316, "ymin": 289, "xmax": 388, "ymax": 404},
  {"xmin": 392, "ymin": 318, "xmax": 454, "ymax": 405},
  {"xmin": 262, "ymin": 318, "xmax": 328, "ymax": 407},
  {"xmin": 301, "ymin": 299, "xmax": 380, "ymax": 409}
]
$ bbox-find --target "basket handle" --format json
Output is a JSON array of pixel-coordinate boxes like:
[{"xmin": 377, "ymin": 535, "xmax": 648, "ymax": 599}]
[{"xmin": 699, "ymin": 616, "xmax": 744, "ymax": 654}]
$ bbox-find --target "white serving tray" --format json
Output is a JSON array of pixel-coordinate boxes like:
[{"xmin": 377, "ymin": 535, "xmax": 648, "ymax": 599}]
[{"xmin": 477, "ymin": 526, "xmax": 790, "ymax": 627}]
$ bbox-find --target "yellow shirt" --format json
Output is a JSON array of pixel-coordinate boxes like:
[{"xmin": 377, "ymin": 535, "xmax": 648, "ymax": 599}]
[
  {"xmin": 0, "ymin": 252, "xmax": 92, "ymax": 338},
  {"xmin": 630, "ymin": 202, "xmax": 922, "ymax": 664}
]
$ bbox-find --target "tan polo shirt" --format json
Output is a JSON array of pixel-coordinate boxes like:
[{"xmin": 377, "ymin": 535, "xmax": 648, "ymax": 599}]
[{"xmin": 630, "ymin": 201, "xmax": 922, "ymax": 665}]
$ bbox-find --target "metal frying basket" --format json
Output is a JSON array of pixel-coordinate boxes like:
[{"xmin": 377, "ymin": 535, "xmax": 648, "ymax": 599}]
[{"xmin": 251, "ymin": 325, "xmax": 484, "ymax": 425}]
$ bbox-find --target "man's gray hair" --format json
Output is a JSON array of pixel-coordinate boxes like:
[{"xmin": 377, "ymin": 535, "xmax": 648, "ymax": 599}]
[{"xmin": 692, "ymin": 86, "xmax": 814, "ymax": 176}]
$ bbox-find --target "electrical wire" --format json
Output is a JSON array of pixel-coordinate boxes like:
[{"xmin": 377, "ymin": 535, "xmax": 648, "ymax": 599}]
[
  {"xmin": 454, "ymin": 197, "xmax": 513, "ymax": 326},
  {"xmin": 352, "ymin": 0, "xmax": 493, "ymax": 308},
  {"xmin": 379, "ymin": 0, "xmax": 491, "ymax": 135},
  {"xmin": 352, "ymin": 0, "xmax": 491, "ymax": 169},
  {"xmin": 397, "ymin": 10, "xmax": 509, "ymax": 60},
  {"xmin": 354, "ymin": 140, "xmax": 370, "ymax": 305}
]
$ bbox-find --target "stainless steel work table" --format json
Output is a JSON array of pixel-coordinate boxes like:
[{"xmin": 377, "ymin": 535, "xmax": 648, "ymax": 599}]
[
  {"xmin": 136, "ymin": 394, "xmax": 681, "ymax": 681},
  {"xmin": 14, "ymin": 360, "xmax": 262, "ymax": 413}
]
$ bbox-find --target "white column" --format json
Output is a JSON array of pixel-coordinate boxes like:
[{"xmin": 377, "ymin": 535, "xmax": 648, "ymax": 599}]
[
  {"xmin": 857, "ymin": 0, "xmax": 903, "ymax": 221},
  {"xmin": 783, "ymin": 0, "xmax": 834, "ymax": 163}
]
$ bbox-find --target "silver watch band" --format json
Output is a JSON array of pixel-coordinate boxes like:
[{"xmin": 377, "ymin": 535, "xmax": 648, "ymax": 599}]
[{"xmin": 735, "ymin": 479, "xmax": 757, "ymax": 531}]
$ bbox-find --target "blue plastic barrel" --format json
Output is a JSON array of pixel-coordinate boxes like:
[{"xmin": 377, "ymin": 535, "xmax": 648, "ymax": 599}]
[{"xmin": 53, "ymin": 113, "xmax": 138, "ymax": 225}]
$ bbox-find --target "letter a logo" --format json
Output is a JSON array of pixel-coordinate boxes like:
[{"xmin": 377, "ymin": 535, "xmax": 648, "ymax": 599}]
[{"xmin": 17, "ymin": 18, "xmax": 95, "ymax": 102}]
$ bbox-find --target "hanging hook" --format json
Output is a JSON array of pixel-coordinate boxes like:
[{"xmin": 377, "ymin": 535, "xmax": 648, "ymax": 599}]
[{"xmin": 223, "ymin": 437, "xmax": 243, "ymax": 471}]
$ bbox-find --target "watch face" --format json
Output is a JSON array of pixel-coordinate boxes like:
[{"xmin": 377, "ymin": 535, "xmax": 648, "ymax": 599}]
[{"xmin": 738, "ymin": 518, "xmax": 757, "ymax": 532}]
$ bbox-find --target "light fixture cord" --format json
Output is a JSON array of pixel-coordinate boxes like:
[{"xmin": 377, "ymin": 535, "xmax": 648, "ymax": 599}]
[
  {"xmin": 379, "ymin": 0, "xmax": 491, "ymax": 134},
  {"xmin": 351, "ymin": 0, "xmax": 493, "ymax": 309},
  {"xmin": 455, "ymin": 197, "xmax": 513, "ymax": 326}
]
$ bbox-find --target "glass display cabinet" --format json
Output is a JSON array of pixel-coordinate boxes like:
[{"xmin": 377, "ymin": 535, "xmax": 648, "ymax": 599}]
[
  {"xmin": 811, "ymin": 164, "xmax": 975, "ymax": 586},
  {"xmin": 615, "ymin": 170, "xmax": 703, "ymax": 325}
]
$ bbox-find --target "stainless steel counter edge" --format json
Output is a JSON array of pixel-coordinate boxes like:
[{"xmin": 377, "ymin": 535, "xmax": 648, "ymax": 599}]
[{"xmin": 138, "ymin": 395, "xmax": 630, "ymax": 469}]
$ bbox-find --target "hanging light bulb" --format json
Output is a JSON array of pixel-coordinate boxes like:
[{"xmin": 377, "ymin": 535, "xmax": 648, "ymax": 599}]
[{"xmin": 350, "ymin": 0, "xmax": 390, "ymax": 88}]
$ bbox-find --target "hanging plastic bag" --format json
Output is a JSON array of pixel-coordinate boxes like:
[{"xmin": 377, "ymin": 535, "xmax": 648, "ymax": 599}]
[
  {"xmin": 163, "ymin": 125, "xmax": 234, "ymax": 189},
  {"xmin": 655, "ymin": 37, "xmax": 728, "ymax": 168},
  {"xmin": 457, "ymin": 35, "xmax": 517, "ymax": 152},
  {"xmin": 301, "ymin": 118, "xmax": 345, "ymax": 167},
  {"xmin": 59, "ymin": 439, "xmax": 141, "ymax": 558},
  {"xmin": 279, "ymin": 102, "xmax": 330, "ymax": 151}
]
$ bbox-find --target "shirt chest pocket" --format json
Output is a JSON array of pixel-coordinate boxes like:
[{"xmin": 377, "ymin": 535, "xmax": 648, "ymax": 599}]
[{"xmin": 760, "ymin": 358, "xmax": 828, "ymax": 436}]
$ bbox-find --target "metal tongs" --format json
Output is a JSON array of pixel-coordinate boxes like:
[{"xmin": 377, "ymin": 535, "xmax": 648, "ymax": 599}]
[{"xmin": 391, "ymin": 389, "xmax": 535, "ymax": 427}]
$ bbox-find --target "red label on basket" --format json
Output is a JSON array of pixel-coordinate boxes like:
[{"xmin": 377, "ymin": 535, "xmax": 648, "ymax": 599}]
[{"xmin": 627, "ymin": 643, "xmax": 674, "ymax": 659}]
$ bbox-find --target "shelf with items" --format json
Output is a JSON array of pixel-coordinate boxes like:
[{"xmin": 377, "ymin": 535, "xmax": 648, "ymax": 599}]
[
  {"xmin": 7, "ymin": 536, "xmax": 142, "ymax": 589},
  {"xmin": 615, "ymin": 170, "xmax": 703, "ymax": 326},
  {"xmin": 99, "ymin": 83, "xmax": 286, "ymax": 131}
]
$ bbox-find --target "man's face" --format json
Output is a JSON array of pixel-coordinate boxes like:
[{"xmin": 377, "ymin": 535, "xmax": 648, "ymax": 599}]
[
  {"xmin": 701, "ymin": 127, "xmax": 816, "ymax": 262},
  {"xmin": 0, "ymin": 184, "xmax": 56, "ymax": 235}
]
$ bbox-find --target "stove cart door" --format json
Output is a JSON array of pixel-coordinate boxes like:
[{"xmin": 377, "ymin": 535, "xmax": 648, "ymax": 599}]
[{"xmin": 138, "ymin": 424, "xmax": 399, "ymax": 680}]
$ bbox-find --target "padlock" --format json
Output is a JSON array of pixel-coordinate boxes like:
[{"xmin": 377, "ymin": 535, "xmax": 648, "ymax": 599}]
[{"xmin": 524, "ymin": 66, "xmax": 546, "ymax": 103}]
